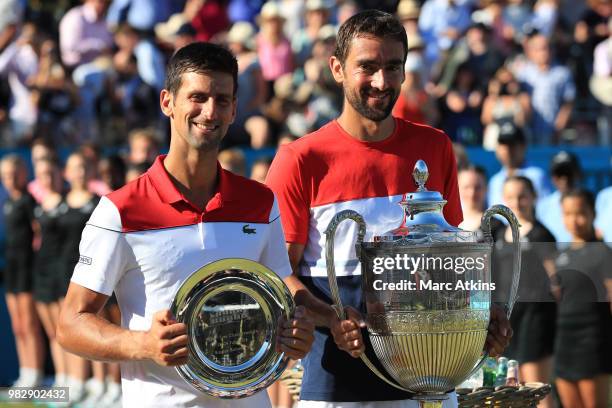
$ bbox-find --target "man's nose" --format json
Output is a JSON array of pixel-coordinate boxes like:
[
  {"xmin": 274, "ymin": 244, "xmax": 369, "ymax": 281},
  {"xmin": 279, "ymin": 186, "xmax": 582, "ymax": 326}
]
[
  {"xmin": 202, "ymin": 98, "xmax": 218, "ymax": 120},
  {"xmin": 371, "ymin": 69, "xmax": 389, "ymax": 90}
]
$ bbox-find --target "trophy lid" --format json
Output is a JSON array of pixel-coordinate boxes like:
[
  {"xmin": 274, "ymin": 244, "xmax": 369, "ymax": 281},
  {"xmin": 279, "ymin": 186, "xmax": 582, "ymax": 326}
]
[{"xmin": 374, "ymin": 160, "xmax": 463, "ymax": 242}]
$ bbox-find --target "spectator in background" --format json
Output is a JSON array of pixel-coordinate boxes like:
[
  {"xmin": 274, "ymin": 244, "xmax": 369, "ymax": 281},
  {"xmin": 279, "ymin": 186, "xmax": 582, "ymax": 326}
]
[
  {"xmin": 0, "ymin": 22, "xmax": 39, "ymax": 146},
  {"xmin": 59, "ymin": 0, "xmax": 113, "ymax": 70},
  {"xmin": 98, "ymin": 154, "xmax": 127, "ymax": 191},
  {"xmin": 458, "ymin": 164, "xmax": 488, "ymax": 231},
  {"xmin": 250, "ymin": 156, "xmax": 273, "ymax": 183},
  {"xmin": 502, "ymin": 0, "xmax": 534, "ymax": 45},
  {"xmin": 31, "ymin": 158, "xmax": 67, "ymax": 390},
  {"xmin": 106, "ymin": 0, "xmax": 182, "ymax": 34},
  {"xmin": 28, "ymin": 38, "xmax": 78, "ymax": 146},
  {"xmin": 495, "ymin": 176, "xmax": 557, "ymax": 408},
  {"xmin": 124, "ymin": 161, "xmax": 150, "ymax": 183},
  {"xmin": 514, "ymin": 32, "xmax": 575, "ymax": 144},
  {"xmin": 190, "ymin": 0, "xmax": 230, "ymax": 42},
  {"xmin": 537, "ymin": 151, "xmax": 582, "ymax": 245},
  {"xmin": 554, "ymin": 189, "xmax": 612, "ymax": 408},
  {"xmin": 0, "ymin": 0, "xmax": 24, "ymax": 53},
  {"xmin": 127, "ymin": 128, "xmax": 160, "ymax": 165},
  {"xmin": 27, "ymin": 138, "xmax": 61, "ymax": 203},
  {"xmin": 225, "ymin": 22, "xmax": 269, "ymax": 149},
  {"xmin": 590, "ymin": 17, "xmax": 612, "ymax": 145},
  {"xmin": 574, "ymin": 0, "xmax": 611, "ymax": 53},
  {"xmin": 257, "ymin": 2, "xmax": 294, "ymax": 97},
  {"xmin": 531, "ymin": 0, "xmax": 560, "ymax": 37},
  {"xmin": 336, "ymin": 0, "xmax": 359, "ymax": 26},
  {"xmin": 113, "ymin": 23, "xmax": 166, "ymax": 93},
  {"xmin": 419, "ymin": 0, "xmax": 472, "ymax": 77},
  {"xmin": 218, "ymin": 148, "xmax": 247, "ymax": 176},
  {"xmin": 0, "ymin": 155, "xmax": 45, "ymax": 388},
  {"xmin": 292, "ymin": 0, "xmax": 330, "ymax": 67},
  {"xmin": 440, "ymin": 63, "xmax": 484, "ymax": 145},
  {"xmin": 396, "ymin": 0, "xmax": 420, "ymax": 38},
  {"xmin": 481, "ymin": 67, "xmax": 531, "ymax": 150},
  {"xmin": 595, "ymin": 182, "xmax": 612, "ymax": 243},
  {"xmin": 437, "ymin": 22, "xmax": 506, "ymax": 96},
  {"xmin": 488, "ymin": 123, "xmax": 552, "ymax": 206},
  {"xmin": 392, "ymin": 45, "xmax": 438, "ymax": 125}
]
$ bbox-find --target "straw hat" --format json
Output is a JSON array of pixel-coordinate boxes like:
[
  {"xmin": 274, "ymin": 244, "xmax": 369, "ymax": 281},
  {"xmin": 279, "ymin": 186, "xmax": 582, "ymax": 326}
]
[{"xmin": 397, "ymin": 0, "xmax": 420, "ymax": 20}]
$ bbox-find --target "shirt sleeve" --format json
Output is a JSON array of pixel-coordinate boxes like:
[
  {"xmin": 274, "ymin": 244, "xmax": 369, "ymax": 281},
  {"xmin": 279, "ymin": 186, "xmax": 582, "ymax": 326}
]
[
  {"xmin": 265, "ymin": 145, "xmax": 311, "ymax": 245},
  {"xmin": 70, "ymin": 196, "xmax": 132, "ymax": 296},
  {"xmin": 442, "ymin": 136, "xmax": 463, "ymax": 227},
  {"xmin": 259, "ymin": 197, "xmax": 292, "ymax": 280}
]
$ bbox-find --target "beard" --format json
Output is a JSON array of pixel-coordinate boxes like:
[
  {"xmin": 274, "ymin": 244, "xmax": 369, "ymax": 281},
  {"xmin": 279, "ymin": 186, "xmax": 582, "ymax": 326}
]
[
  {"xmin": 185, "ymin": 122, "xmax": 224, "ymax": 152},
  {"xmin": 343, "ymin": 84, "xmax": 398, "ymax": 122}
]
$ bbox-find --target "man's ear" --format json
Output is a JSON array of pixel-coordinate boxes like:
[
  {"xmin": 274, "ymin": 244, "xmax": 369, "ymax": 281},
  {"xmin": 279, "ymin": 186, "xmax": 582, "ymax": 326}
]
[
  {"xmin": 329, "ymin": 55, "xmax": 344, "ymax": 85},
  {"xmin": 160, "ymin": 89, "xmax": 173, "ymax": 118}
]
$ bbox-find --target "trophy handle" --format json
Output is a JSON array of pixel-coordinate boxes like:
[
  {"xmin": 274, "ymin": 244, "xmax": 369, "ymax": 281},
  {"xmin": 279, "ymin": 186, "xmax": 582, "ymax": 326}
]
[
  {"xmin": 324, "ymin": 210, "xmax": 410, "ymax": 393},
  {"xmin": 481, "ymin": 204, "xmax": 522, "ymax": 318}
]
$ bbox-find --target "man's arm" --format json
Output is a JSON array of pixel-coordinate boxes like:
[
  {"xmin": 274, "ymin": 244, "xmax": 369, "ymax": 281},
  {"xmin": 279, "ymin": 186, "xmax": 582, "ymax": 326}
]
[
  {"xmin": 57, "ymin": 282, "xmax": 188, "ymax": 366},
  {"xmin": 284, "ymin": 243, "xmax": 365, "ymax": 357}
]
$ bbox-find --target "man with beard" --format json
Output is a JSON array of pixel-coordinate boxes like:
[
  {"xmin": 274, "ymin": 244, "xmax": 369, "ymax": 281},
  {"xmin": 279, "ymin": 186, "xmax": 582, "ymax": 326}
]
[
  {"xmin": 266, "ymin": 10, "xmax": 512, "ymax": 407},
  {"xmin": 57, "ymin": 42, "xmax": 314, "ymax": 408}
]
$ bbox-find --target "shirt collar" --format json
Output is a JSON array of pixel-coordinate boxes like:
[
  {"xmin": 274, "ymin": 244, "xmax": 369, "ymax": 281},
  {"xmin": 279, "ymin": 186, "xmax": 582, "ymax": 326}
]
[{"xmin": 147, "ymin": 155, "xmax": 240, "ymax": 207}]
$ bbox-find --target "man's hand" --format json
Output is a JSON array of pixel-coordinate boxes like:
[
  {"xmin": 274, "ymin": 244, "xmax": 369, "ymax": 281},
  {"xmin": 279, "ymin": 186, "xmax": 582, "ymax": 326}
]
[
  {"xmin": 143, "ymin": 310, "xmax": 189, "ymax": 367},
  {"xmin": 329, "ymin": 306, "xmax": 366, "ymax": 358},
  {"xmin": 277, "ymin": 305, "xmax": 315, "ymax": 359},
  {"xmin": 485, "ymin": 304, "xmax": 512, "ymax": 357}
]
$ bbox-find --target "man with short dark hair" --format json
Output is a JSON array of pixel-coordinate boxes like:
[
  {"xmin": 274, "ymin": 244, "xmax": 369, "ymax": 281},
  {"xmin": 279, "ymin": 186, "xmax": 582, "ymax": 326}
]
[
  {"xmin": 267, "ymin": 10, "xmax": 511, "ymax": 408},
  {"xmin": 57, "ymin": 42, "xmax": 314, "ymax": 408}
]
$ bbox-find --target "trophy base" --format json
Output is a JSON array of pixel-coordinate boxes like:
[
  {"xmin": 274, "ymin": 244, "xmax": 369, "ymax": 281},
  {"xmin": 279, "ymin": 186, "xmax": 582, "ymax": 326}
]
[{"xmin": 414, "ymin": 393, "xmax": 448, "ymax": 408}]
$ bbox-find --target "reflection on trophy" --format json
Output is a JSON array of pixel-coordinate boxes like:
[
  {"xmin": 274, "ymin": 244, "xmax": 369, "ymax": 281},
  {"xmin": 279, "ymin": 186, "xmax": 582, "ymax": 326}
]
[
  {"xmin": 325, "ymin": 160, "xmax": 521, "ymax": 408},
  {"xmin": 171, "ymin": 259, "xmax": 295, "ymax": 398}
]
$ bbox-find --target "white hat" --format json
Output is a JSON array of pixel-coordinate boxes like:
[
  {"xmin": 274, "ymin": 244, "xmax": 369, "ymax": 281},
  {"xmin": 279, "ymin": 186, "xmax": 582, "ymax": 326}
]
[
  {"xmin": 396, "ymin": 0, "xmax": 420, "ymax": 20},
  {"xmin": 258, "ymin": 2, "xmax": 285, "ymax": 22},
  {"xmin": 590, "ymin": 75, "xmax": 612, "ymax": 106},
  {"xmin": 155, "ymin": 13, "xmax": 186, "ymax": 43},
  {"xmin": 317, "ymin": 24, "xmax": 336, "ymax": 41},
  {"xmin": 305, "ymin": 0, "xmax": 328, "ymax": 12},
  {"xmin": 227, "ymin": 22, "xmax": 256, "ymax": 49}
]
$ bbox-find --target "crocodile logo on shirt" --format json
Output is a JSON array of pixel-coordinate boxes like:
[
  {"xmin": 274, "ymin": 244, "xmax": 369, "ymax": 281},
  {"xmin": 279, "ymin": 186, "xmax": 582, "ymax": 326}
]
[{"xmin": 242, "ymin": 224, "xmax": 256, "ymax": 234}]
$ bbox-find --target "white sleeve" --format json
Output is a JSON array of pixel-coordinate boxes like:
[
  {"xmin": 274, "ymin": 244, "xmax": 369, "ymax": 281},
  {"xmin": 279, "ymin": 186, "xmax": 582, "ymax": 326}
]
[
  {"xmin": 70, "ymin": 196, "xmax": 133, "ymax": 296},
  {"xmin": 260, "ymin": 196, "xmax": 293, "ymax": 280}
]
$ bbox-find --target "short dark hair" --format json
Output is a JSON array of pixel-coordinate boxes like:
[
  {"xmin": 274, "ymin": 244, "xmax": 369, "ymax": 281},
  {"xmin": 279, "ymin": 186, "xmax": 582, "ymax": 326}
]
[
  {"xmin": 165, "ymin": 42, "xmax": 238, "ymax": 96},
  {"xmin": 504, "ymin": 175, "xmax": 536, "ymax": 197},
  {"xmin": 562, "ymin": 188, "xmax": 596, "ymax": 214},
  {"xmin": 333, "ymin": 10, "xmax": 408, "ymax": 65}
]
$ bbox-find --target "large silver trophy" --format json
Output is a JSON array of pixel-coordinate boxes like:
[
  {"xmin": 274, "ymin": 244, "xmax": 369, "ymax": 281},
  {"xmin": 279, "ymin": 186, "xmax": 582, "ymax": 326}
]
[
  {"xmin": 325, "ymin": 160, "xmax": 521, "ymax": 408},
  {"xmin": 171, "ymin": 258, "xmax": 294, "ymax": 398}
]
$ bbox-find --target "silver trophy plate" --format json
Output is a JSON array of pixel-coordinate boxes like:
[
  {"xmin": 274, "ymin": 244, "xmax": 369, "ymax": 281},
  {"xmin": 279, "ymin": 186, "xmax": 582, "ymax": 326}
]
[{"xmin": 171, "ymin": 258, "xmax": 294, "ymax": 398}]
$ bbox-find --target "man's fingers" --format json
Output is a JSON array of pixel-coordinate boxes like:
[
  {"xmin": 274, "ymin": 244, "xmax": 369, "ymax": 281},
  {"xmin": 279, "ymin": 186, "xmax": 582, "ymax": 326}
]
[
  {"xmin": 282, "ymin": 317, "xmax": 315, "ymax": 331},
  {"xmin": 278, "ymin": 336, "xmax": 311, "ymax": 353},
  {"xmin": 159, "ymin": 322, "xmax": 187, "ymax": 339},
  {"xmin": 280, "ymin": 327, "xmax": 315, "ymax": 341},
  {"xmin": 153, "ymin": 309, "xmax": 176, "ymax": 325},
  {"xmin": 160, "ymin": 334, "xmax": 189, "ymax": 353},
  {"xmin": 344, "ymin": 306, "xmax": 366, "ymax": 328}
]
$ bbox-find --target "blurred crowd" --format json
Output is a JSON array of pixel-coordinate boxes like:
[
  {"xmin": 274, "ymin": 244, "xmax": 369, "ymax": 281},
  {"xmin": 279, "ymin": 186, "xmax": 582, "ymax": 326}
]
[
  {"xmin": 0, "ymin": 0, "xmax": 610, "ymax": 150},
  {"xmin": 0, "ymin": 0, "xmax": 611, "ymax": 407}
]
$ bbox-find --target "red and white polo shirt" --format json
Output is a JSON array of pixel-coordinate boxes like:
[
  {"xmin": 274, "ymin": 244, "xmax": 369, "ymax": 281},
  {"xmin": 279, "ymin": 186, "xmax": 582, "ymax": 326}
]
[{"xmin": 71, "ymin": 155, "xmax": 291, "ymax": 408}]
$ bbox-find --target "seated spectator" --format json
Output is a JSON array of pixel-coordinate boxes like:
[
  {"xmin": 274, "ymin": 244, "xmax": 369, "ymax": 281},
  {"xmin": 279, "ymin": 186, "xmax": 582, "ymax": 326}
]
[
  {"xmin": 537, "ymin": 151, "xmax": 582, "ymax": 245},
  {"xmin": 224, "ymin": 22, "xmax": 269, "ymax": 149},
  {"xmin": 59, "ymin": 0, "xmax": 113, "ymax": 70},
  {"xmin": 514, "ymin": 32, "xmax": 575, "ymax": 144},
  {"xmin": 250, "ymin": 156, "xmax": 273, "ymax": 183},
  {"xmin": 218, "ymin": 148, "xmax": 246, "ymax": 177},
  {"xmin": 396, "ymin": 0, "xmax": 420, "ymax": 39},
  {"xmin": 487, "ymin": 122, "xmax": 552, "ymax": 206},
  {"xmin": 0, "ymin": 22, "xmax": 39, "ymax": 146},
  {"xmin": 482, "ymin": 67, "xmax": 531, "ymax": 150},
  {"xmin": 440, "ymin": 63, "xmax": 484, "ymax": 146},
  {"xmin": 292, "ymin": 0, "xmax": 330, "ymax": 66},
  {"xmin": 257, "ymin": 2, "xmax": 294, "ymax": 97},
  {"xmin": 28, "ymin": 39, "xmax": 78, "ymax": 146},
  {"xmin": 419, "ymin": 0, "xmax": 472, "ymax": 76},
  {"xmin": 392, "ymin": 52, "xmax": 438, "ymax": 125},
  {"xmin": 127, "ymin": 127, "xmax": 160, "ymax": 165}
]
